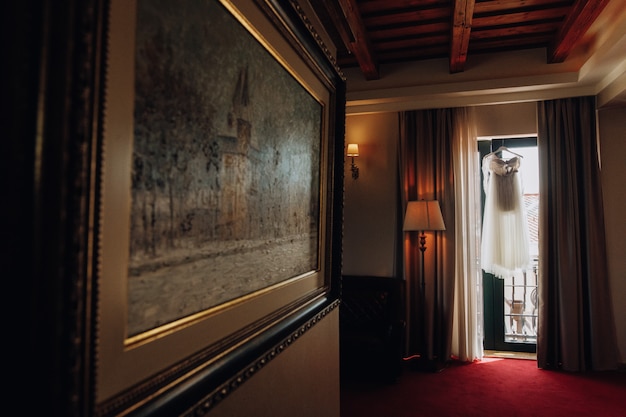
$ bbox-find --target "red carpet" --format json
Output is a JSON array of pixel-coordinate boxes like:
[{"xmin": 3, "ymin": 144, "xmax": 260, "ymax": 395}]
[{"xmin": 341, "ymin": 358, "xmax": 626, "ymax": 417}]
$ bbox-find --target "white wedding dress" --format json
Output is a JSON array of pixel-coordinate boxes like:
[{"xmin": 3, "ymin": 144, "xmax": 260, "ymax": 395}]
[{"xmin": 480, "ymin": 154, "xmax": 531, "ymax": 278}]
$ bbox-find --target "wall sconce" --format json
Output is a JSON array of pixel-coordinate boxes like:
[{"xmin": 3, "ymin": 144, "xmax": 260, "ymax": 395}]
[{"xmin": 347, "ymin": 143, "xmax": 359, "ymax": 180}]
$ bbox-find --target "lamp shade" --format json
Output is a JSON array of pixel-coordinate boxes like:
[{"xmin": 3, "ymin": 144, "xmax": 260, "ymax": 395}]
[
  {"xmin": 346, "ymin": 143, "xmax": 359, "ymax": 157},
  {"xmin": 403, "ymin": 200, "xmax": 446, "ymax": 231}
]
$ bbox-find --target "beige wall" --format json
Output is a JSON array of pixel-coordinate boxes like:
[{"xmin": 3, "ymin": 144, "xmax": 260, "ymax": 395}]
[
  {"xmin": 473, "ymin": 102, "xmax": 537, "ymax": 137},
  {"xmin": 342, "ymin": 102, "xmax": 626, "ymax": 363},
  {"xmin": 343, "ymin": 112, "xmax": 399, "ymax": 277},
  {"xmin": 598, "ymin": 106, "xmax": 626, "ymax": 363},
  {"xmin": 211, "ymin": 309, "xmax": 340, "ymax": 417}
]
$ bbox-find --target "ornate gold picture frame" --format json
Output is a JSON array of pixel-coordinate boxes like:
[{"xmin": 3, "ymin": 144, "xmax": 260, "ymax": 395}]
[{"xmin": 91, "ymin": 0, "xmax": 344, "ymax": 415}]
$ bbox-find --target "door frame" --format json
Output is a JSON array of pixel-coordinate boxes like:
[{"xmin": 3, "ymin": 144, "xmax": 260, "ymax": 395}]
[{"xmin": 479, "ymin": 137, "xmax": 537, "ymax": 353}]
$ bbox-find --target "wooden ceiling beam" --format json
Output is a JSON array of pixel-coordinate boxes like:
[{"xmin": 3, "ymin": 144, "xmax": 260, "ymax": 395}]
[
  {"xmin": 450, "ymin": 0, "xmax": 475, "ymax": 73},
  {"xmin": 359, "ymin": 0, "xmax": 448, "ymax": 15},
  {"xmin": 337, "ymin": 0, "xmax": 380, "ymax": 80},
  {"xmin": 548, "ymin": 0, "xmax": 610, "ymax": 63}
]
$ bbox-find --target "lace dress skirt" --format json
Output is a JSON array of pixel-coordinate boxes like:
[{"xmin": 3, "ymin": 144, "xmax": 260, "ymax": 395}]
[{"xmin": 480, "ymin": 155, "xmax": 531, "ymax": 278}]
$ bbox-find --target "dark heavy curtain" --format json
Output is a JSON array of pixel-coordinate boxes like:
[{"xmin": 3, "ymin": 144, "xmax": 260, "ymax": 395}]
[
  {"xmin": 399, "ymin": 110, "xmax": 455, "ymax": 363},
  {"xmin": 537, "ymin": 96, "xmax": 619, "ymax": 371}
]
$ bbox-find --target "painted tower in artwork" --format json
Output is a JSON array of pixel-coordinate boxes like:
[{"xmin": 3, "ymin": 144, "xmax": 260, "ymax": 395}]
[{"xmin": 216, "ymin": 66, "xmax": 255, "ymax": 240}]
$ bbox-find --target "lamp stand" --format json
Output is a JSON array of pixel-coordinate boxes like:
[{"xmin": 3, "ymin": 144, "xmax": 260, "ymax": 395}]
[
  {"xmin": 410, "ymin": 231, "xmax": 444, "ymax": 373},
  {"xmin": 403, "ymin": 199, "xmax": 446, "ymax": 373}
]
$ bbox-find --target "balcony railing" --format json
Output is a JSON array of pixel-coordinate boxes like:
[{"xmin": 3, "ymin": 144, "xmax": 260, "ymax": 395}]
[{"xmin": 503, "ymin": 258, "xmax": 538, "ymax": 344}]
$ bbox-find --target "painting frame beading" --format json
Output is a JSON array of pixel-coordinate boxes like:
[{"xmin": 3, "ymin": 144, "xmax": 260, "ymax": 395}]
[{"xmin": 91, "ymin": 0, "xmax": 345, "ymax": 415}]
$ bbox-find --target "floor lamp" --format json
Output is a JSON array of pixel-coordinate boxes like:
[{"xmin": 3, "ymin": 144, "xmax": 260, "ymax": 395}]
[{"xmin": 403, "ymin": 200, "xmax": 446, "ymax": 371}]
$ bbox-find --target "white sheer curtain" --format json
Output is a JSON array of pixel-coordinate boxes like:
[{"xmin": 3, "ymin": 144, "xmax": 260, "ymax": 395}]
[{"xmin": 450, "ymin": 107, "xmax": 483, "ymax": 362}]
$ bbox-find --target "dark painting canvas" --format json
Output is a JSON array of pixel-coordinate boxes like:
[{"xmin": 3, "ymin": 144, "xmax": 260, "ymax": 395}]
[{"xmin": 127, "ymin": 0, "xmax": 323, "ymax": 336}]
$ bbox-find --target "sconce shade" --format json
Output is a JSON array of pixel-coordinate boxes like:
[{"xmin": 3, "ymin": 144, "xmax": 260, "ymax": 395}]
[
  {"xmin": 403, "ymin": 200, "xmax": 446, "ymax": 232},
  {"xmin": 347, "ymin": 143, "xmax": 359, "ymax": 157}
]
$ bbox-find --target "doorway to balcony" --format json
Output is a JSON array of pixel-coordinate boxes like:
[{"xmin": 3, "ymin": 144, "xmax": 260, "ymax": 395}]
[{"xmin": 479, "ymin": 137, "xmax": 539, "ymax": 354}]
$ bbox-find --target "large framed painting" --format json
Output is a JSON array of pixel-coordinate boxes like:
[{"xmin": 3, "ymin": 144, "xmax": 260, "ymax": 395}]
[{"xmin": 91, "ymin": 0, "xmax": 345, "ymax": 415}]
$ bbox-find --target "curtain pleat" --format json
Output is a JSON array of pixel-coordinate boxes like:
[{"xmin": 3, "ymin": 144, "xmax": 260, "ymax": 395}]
[
  {"xmin": 399, "ymin": 108, "xmax": 481, "ymax": 364},
  {"xmin": 451, "ymin": 108, "xmax": 483, "ymax": 362},
  {"xmin": 536, "ymin": 96, "xmax": 619, "ymax": 371}
]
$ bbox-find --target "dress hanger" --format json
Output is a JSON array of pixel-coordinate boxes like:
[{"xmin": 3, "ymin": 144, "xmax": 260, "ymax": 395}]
[{"xmin": 484, "ymin": 145, "xmax": 524, "ymax": 159}]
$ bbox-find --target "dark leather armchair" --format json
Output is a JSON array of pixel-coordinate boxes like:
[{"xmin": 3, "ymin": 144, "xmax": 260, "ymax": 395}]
[{"xmin": 339, "ymin": 275, "xmax": 406, "ymax": 383}]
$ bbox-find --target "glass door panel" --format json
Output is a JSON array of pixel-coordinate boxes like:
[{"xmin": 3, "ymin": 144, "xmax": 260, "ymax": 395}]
[{"xmin": 480, "ymin": 138, "xmax": 538, "ymax": 353}]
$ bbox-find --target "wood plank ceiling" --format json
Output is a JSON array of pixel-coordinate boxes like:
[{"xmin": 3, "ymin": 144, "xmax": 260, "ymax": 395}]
[{"xmin": 311, "ymin": 0, "xmax": 611, "ymax": 80}]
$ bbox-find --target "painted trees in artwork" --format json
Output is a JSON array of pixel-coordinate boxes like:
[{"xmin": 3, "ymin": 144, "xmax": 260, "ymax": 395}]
[
  {"xmin": 129, "ymin": 0, "xmax": 321, "ymax": 271},
  {"xmin": 132, "ymin": 26, "xmax": 221, "ymax": 260}
]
